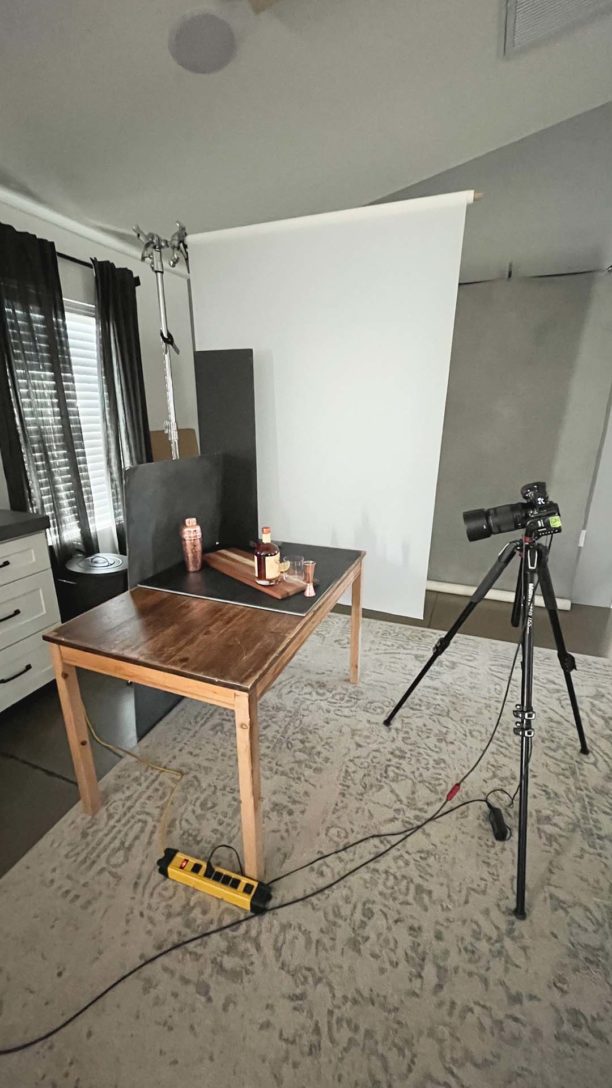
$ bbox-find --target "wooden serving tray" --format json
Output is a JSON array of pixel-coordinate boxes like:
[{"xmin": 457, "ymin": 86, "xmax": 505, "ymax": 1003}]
[{"xmin": 203, "ymin": 548, "xmax": 307, "ymax": 599}]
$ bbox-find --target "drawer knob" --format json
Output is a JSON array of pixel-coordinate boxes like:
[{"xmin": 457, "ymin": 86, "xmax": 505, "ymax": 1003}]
[
  {"xmin": 0, "ymin": 663, "xmax": 32, "ymax": 684},
  {"xmin": 0, "ymin": 608, "xmax": 21, "ymax": 624}
]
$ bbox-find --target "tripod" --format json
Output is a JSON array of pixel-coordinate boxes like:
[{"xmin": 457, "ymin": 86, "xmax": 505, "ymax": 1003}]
[{"xmin": 384, "ymin": 535, "xmax": 589, "ymax": 919}]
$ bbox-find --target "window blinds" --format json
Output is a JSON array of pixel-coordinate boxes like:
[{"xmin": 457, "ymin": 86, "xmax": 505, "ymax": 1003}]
[
  {"xmin": 64, "ymin": 301, "xmax": 115, "ymax": 536},
  {"xmin": 4, "ymin": 303, "xmax": 88, "ymax": 553}
]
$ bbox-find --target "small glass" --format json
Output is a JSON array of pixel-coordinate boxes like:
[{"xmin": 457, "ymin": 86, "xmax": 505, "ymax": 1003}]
[
  {"xmin": 283, "ymin": 555, "xmax": 305, "ymax": 581},
  {"xmin": 303, "ymin": 559, "xmax": 316, "ymax": 597}
]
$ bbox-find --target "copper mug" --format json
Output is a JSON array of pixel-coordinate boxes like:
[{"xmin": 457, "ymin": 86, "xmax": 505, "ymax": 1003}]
[{"xmin": 303, "ymin": 560, "xmax": 316, "ymax": 597}]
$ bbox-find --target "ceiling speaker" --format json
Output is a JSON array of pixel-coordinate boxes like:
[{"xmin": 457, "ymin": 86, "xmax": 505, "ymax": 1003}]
[
  {"xmin": 168, "ymin": 11, "xmax": 236, "ymax": 73},
  {"xmin": 504, "ymin": 0, "xmax": 612, "ymax": 53}
]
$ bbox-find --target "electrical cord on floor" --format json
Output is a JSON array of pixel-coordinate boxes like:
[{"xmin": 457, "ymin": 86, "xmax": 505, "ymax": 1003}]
[
  {"xmin": 0, "ymin": 795, "xmax": 489, "ymax": 1057},
  {"xmin": 485, "ymin": 787, "xmax": 515, "ymax": 807},
  {"xmin": 270, "ymin": 623, "xmax": 523, "ymax": 886},
  {"xmin": 85, "ymin": 713, "xmax": 185, "ymax": 851},
  {"xmin": 0, "ymin": 651, "xmax": 523, "ymax": 1057},
  {"xmin": 208, "ymin": 844, "xmax": 244, "ymax": 875},
  {"xmin": 3, "ymin": 552, "xmax": 554, "ymax": 1058}
]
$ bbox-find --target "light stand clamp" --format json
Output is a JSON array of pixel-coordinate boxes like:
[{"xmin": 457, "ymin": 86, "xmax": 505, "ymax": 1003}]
[{"xmin": 133, "ymin": 222, "xmax": 189, "ymax": 460}]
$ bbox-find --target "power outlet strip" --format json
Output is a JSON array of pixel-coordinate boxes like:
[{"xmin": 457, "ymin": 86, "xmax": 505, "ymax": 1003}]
[{"xmin": 157, "ymin": 848, "xmax": 272, "ymax": 913}]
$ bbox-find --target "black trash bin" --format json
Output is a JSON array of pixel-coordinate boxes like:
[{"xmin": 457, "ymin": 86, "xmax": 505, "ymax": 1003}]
[{"xmin": 57, "ymin": 553, "xmax": 128, "ymax": 620}]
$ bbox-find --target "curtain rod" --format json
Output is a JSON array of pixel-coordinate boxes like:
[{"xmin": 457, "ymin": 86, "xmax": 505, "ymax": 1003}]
[
  {"xmin": 57, "ymin": 250, "xmax": 140, "ymax": 286},
  {"xmin": 58, "ymin": 250, "xmax": 91, "ymax": 270}
]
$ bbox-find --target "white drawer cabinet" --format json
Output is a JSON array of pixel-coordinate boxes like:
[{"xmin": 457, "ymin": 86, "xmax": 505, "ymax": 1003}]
[
  {"xmin": 0, "ymin": 569, "xmax": 60, "ymax": 652},
  {"xmin": 0, "ymin": 532, "xmax": 50, "ymax": 588},
  {"xmin": 0, "ymin": 527, "xmax": 60, "ymax": 713},
  {"xmin": 0, "ymin": 630, "xmax": 56, "ymax": 713}
]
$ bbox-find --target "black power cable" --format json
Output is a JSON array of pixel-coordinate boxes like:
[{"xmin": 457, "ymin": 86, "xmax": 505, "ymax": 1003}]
[
  {"xmin": 0, "ymin": 795, "xmax": 488, "ymax": 1057},
  {"xmin": 207, "ymin": 843, "xmax": 244, "ymax": 875},
  {"xmin": 269, "ymin": 635, "xmax": 521, "ymax": 887}
]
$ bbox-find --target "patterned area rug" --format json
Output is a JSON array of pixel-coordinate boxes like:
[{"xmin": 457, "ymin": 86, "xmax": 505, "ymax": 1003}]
[{"xmin": 0, "ymin": 614, "xmax": 611, "ymax": 1088}]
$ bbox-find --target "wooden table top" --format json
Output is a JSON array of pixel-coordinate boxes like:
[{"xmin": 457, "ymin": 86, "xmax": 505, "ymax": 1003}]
[{"xmin": 44, "ymin": 553, "xmax": 362, "ymax": 693}]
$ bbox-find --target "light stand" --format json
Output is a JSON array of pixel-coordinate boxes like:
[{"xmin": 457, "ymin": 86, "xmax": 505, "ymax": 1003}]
[{"xmin": 133, "ymin": 222, "xmax": 189, "ymax": 460}]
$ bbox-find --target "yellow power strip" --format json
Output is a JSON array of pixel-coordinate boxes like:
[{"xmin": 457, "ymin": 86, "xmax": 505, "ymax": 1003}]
[{"xmin": 157, "ymin": 848, "xmax": 272, "ymax": 914}]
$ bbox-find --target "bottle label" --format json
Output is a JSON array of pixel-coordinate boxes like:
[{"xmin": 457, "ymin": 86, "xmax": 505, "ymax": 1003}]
[
  {"xmin": 254, "ymin": 553, "xmax": 280, "ymax": 581},
  {"xmin": 265, "ymin": 554, "xmax": 280, "ymax": 580}
]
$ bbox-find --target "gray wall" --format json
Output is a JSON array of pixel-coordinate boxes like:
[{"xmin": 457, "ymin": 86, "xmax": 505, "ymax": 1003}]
[
  {"xmin": 380, "ymin": 104, "xmax": 612, "ymax": 605},
  {"xmin": 427, "ymin": 274, "xmax": 612, "ymax": 598},
  {"xmin": 572, "ymin": 400, "xmax": 612, "ymax": 606},
  {"xmin": 378, "ymin": 103, "xmax": 612, "ymax": 281}
]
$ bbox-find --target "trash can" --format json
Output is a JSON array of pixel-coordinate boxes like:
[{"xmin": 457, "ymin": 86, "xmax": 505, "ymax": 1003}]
[{"xmin": 57, "ymin": 553, "xmax": 128, "ymax": 620}]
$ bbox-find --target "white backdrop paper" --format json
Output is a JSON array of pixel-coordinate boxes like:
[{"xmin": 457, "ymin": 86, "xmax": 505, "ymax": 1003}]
[{"xmin": 190, "ymin": 193, "xmax": 471, "ymax": 616}]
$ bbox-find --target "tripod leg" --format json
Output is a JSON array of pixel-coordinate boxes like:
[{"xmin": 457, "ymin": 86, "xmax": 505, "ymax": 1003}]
[
  {"xmin": 384, "ymin": 541, "xmax": 519, "ymax": 727},
  {"xmin": 514, "ymin": 541, "xmax": 538, "ymax": 920},
  {"xmin": 511, "ymin": 556, "xmax": 524, "ymax": 629},
  {"xmin": 514, "ymin": 733, "xmax": 531, "ymax": 920},
  {"xmin": 537, "ymin": 548, "xmax": 589, "ymax": 755}
]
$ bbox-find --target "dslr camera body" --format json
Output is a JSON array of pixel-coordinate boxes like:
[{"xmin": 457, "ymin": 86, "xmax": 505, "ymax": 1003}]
[{"xmin": 463, "ymin": 481, "xmax": 562, "ymax": 543}]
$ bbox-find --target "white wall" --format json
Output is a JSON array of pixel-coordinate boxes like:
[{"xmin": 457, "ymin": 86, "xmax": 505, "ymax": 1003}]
[{"xmin": 0, "ymin": 196, "xmax": 197, "ymax": 509}]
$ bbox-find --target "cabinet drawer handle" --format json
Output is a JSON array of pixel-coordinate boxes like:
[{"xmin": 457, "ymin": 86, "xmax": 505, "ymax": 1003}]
[
  {"xmin": 0, "ymin": 560, "xmax": 10, "ymax": 569},
  {"xmin": 0, "ymin": 608, "xmax": 21, "ymax": 623},
  {"xmin": 0, "ymin": 663, "xmax": 32, "ymax": 684}
]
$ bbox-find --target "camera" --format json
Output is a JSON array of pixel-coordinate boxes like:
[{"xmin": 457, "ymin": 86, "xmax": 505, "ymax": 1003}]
[{"xmin": 463, "ymin": 481, "xmax": 562, "ymax": 542}]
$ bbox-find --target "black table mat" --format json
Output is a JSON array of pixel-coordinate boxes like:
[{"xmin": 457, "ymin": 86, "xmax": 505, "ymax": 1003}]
[{"xmin": 139, "ymin": 542, "xmax": 362, "ymax": 615}]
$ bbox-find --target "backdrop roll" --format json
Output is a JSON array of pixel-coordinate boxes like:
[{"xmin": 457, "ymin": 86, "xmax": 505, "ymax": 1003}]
[{"xmin": 189, "ymin": 192, "xmax": 472, "ymax": 616}]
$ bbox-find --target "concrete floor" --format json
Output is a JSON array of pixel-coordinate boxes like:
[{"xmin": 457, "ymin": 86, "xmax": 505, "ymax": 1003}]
[
  {"xmin": 1, "ymin": 591, "xmax": 611, "ymax": 878},
  {"xmin": 0, "ymin": 671, "xmax": 136, "ymax": 877}
]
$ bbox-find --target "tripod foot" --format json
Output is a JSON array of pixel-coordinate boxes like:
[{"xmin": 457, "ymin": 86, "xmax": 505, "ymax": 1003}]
[
  {"xmin": 383, "ymin": 716, "xmax": 392, "ymax": 728},
  {"xmin": 580, "ymin": 743, "xmax": 590, "ymax": 756},
  {"xmin": 513, "ymin": 907, "xmax": 527, "ymax": 921}
]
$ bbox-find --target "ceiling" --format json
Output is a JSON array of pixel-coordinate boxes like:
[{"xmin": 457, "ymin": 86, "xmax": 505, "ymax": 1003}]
[{"xmin": 1, "ymin": 0, "xmax": 612, "ymax": 239}]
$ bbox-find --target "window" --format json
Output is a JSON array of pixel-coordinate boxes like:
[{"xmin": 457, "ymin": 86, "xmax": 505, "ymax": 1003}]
[
  {"xmin": 64, "ymin": 300, "xmax": 116, "ymax": 547},
  {"xmin": 5, "ymin": 302, "xmax": 91, "ymax": 553}
]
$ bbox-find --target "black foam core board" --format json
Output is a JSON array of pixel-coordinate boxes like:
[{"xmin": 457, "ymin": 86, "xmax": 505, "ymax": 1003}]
[
  {"xmin": 140, "ymin": 542, "xmax": 362, "ymax": 615},
  {"xmin": 124, "ymin": 454, "xmax": 223, "ymax": 738},
  {"xmin": 194, "ymin": 349, "xmax": 258, "ymax": 549}
]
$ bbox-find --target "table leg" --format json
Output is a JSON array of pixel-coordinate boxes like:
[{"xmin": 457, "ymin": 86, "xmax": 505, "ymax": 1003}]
[
  {"xmin": 48, "ymin": 644, "xmax": 101, "ymax": 815},
  {"xmin": 234, "ymin": 692, "xmax": 264, "ymax": 880},
  {"xmin": 349, "ymin": 564, "xmax": 362, "ymax": 684}
]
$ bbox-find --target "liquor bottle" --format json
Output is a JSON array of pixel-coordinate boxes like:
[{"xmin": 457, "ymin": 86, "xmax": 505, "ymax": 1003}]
[{"xmin": 253, "ymin": 526, "xmax": 281, "ymax": 585}]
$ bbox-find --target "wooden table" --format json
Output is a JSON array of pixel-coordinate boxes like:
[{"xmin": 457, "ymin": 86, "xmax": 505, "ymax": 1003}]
[{"xmin": 44, "ymin": 551, "xmax": 363, "ymax": 879}]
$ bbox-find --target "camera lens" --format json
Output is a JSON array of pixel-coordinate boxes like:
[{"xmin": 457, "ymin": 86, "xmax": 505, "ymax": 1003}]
[
  {"xmin": 488, "ymin": 503, "xmax": 527, "ymax": 536},
  {"xmin": 463, "ymin": 502, "xmax": 528, "ymax": 541},
  {"xmin": 463, "ymin": 508, "xmax": 491, "ymax": 541}
]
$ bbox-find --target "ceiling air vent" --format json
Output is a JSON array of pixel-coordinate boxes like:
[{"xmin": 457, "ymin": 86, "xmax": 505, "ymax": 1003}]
[{"xmin": 504, "ymin": 0, "xmax": 612, "ymax": 53}]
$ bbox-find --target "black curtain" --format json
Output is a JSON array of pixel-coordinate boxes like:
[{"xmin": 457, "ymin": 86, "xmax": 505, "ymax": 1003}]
[
  {"xmin": 92, "ymin": 259, "xmax": 152, "ymax": 553},
  {"xmin": 0, "ymin": 222, "xmax": 99, "ymax": 565}
]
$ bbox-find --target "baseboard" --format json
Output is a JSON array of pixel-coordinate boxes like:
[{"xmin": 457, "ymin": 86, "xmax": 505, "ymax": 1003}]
[{"xmin": 426, "ymin": 580, "xmax": 572, "ymax": 611}]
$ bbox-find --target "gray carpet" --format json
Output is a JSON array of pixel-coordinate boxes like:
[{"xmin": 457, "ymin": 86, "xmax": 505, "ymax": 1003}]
[{"xmin": 0, "ymin": 614, "xmax": 610, "ymax": 1088}]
